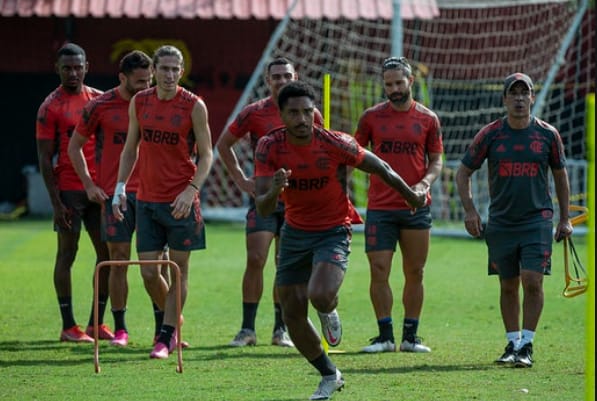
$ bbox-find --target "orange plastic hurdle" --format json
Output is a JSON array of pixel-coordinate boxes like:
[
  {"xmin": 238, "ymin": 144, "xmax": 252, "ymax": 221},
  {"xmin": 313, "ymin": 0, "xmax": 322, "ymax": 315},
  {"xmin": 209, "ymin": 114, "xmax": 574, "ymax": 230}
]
[{"xmin": 93, "ymin": 260, "xmax": 184, "ymax": 373}]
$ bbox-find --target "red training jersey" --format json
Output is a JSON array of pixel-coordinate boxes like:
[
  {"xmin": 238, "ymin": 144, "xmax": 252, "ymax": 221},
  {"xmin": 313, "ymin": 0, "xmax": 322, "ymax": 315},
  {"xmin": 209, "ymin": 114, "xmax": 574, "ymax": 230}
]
[
  {"xmin": 36, "ymin": 85, "xmax": 103, "ymax": 191},
  {"xmin": 255, "ymin": 126, "xmax": 365, "ymax": 231},
  {"xmin": 355, "ymin": 100, "xmax": 443, "ymax": 210},
  {"xmin": 75, "ymin": 87, "xmax": 140, "ymax": 194},
  {"xmin": 228, "ymin": 95, "xmax": 324, "ymax": 152},
  {"xmin": 134, "ymin": 86, "xmax": 199, "ymax": 203}
]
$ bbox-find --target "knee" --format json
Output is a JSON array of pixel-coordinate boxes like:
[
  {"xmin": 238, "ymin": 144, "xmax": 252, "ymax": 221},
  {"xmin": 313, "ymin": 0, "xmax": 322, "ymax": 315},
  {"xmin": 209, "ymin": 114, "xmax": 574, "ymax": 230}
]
[
  {"xmin": 309, "ymin": 291, "xmax": 337, "ymax": 312},
  {"xmin": 140, "ymin": 267, "xmax": 161, "ymax": 283},
  {"xmin": 246, "ymin": 252, "xmax": 267, "ymax": 271}
]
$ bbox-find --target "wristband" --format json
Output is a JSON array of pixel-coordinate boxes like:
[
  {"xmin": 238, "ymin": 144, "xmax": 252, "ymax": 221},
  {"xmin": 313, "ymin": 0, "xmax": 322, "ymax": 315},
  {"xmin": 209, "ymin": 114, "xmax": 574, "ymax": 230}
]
[
  {"xmin": 112, "ymin": 182, "xmax": 126, "ymax": 206},
  {"xmin": 189, "ymin": 182, "xmax": 200, "ymax": 191}
]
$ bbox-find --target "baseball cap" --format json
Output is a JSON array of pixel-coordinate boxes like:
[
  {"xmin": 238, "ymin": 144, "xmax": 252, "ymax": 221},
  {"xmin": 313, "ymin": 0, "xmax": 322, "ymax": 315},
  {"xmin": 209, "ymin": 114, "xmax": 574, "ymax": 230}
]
[{"xmin": 503, "ymin": 73, "xmax": 533, "ymax": 95}]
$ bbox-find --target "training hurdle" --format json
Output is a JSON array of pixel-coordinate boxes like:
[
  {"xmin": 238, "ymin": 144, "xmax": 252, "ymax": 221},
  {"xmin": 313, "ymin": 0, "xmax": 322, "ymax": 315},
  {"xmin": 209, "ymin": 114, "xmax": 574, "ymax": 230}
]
[{"xmin": 93, "ymin": 260, "xmax": 183, "ymax": 373}]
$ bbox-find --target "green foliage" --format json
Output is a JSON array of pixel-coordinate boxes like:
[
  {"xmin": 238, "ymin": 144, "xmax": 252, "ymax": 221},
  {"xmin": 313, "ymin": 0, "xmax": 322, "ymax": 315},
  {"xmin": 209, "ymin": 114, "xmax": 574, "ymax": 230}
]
[{"xmin": 0, "ymin": 219, "xmax": 588, "ymax": 401}]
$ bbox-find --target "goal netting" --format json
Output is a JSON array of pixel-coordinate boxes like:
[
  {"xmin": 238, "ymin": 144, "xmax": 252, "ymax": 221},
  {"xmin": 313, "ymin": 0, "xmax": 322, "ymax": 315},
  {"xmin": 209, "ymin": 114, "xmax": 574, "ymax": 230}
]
[{"xmin": 202, "ymin": 0, "xmax": 594, "ymax": 226}]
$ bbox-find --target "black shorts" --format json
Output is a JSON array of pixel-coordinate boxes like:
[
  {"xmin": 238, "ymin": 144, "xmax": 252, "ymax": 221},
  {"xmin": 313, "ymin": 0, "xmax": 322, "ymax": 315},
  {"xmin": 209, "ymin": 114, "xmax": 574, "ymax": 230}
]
[
  {"xmin": 245, "ymin": 200, "xmax": 284, "ymax": 236},
  {"xmin": 136, "ymin": 199, "xmax": 206, "ymax": 253},
  {"xmin": 55, "ymin": 190, "xmax": 101, "ymax": 233},
  {"xmin": 276, "ymin": 223, "xmax": 351, "ymax": 286},
  {"xmin": 364, "ymin": 207, "xmax": 432, "ymax": 252},
  {"xmin": 102, "ymin": 193, "xmax": 136, "ymax": 242},
  {"xmin": 485, "ymin": 221, "xmax": 553, "ymax": 278}
]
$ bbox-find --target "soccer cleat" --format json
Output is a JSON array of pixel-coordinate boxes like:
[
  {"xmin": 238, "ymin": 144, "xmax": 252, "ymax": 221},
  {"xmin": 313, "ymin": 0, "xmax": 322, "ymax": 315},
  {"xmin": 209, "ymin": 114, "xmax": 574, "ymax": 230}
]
[
  {"xmin": 271, "ymin": 328, "xmax": 294, "ymax": 347},
  {"xmin": 110, "ymin": 330, "xmax": 129, "ymax": 347},
  {"xmin": 514, "ymin": 343, "xmax": 533, "ymax": 368},
  {"xmin": 86, "ymin": 324, "xmax": 115, "ymax": 340},
  {"xmin": 309, "ymin": 369, "xmax": 345, "ymax": 400},
  {"xmin": 399, "ymin": 337, "xmax": 431, "ymax": 353},
  {"xmin": 361, "ymin": 336, "xmax": 396, "ymax": 353},
  {"xmin": 229, "ymin": 328, "xmax": 257, "ymax": 347},
  {"xmin": 60, "ymin": 325, "xmax": 94, "ymax": 343},
  {"xmin": 150, "ymin": 342, "xmax": 170, "ymax": 359},
  {"xmin": 495, "ymin": 341, "xmax": 516, "ymax": 365},
  {"xmin": 318, "ymin": 309, "xmax": 342, "ymax": 347}
]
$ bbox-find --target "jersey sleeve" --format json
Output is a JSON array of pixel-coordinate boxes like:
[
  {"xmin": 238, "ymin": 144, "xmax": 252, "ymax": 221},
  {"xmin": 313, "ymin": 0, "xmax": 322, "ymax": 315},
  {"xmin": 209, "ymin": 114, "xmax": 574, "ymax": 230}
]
[
  {"xmin": 35, "ymin": 101, "xmax": 57, "ymax": 141},
  {"xmin": 353, "ymin": 112, "xmax": 372, "ymax": 147},
  {"xmin": 254, "ymin": 136, "xmax": 276, "ymax": 177}
]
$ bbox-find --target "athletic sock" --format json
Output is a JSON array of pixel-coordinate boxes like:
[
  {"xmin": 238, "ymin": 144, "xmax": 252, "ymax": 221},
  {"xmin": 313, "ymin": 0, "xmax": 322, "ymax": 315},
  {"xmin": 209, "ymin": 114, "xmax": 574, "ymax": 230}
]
[
  {"xmin": 241, "ymin": 302, "xmax": 258, "ymax": 331},
  {"xmin": 273, "ymin": 303, "xmax": 285, "ymax": 332},
  {"xmin": 309, "ymin": 352, "xmax": 336, "ymax": 377},
  {"xmin": 402, "ymin": 318, "xmax": 419, "ymax": 342},
  {"xmin": 520, "ymin": 329, "xmax": 535, "ymax": 349},
  {"xmin": 112, "ymin": 308, "xmax": 127, "ymax": 332},
  {"xmin": 58, "ymin": 296, "xmax": 76, "ymax": 330},
  {"xmin": 157, "ymin": 324, "xmax": 175, "ymax": 346},
  {"xmin": 506, "ymin": 331, "xmax": 521, "ymax": 348},
  {"xmin": 153, "ymin": 303, "xmax": 164, "ymax": 337},
  {"xmin": 87, "ymin": 294, "xmax": 109, "ymax": 327},
  {"xmin": 377, "ymin": 317, "xmax": 394, "ymax": 342}
]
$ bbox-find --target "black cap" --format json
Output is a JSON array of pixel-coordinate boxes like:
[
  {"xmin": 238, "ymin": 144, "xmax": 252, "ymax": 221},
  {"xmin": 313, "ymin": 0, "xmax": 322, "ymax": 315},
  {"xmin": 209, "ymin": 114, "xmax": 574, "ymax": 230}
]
[{"xmin": 503, "ymin": 73, "xmax": 533, "ymax": 95}]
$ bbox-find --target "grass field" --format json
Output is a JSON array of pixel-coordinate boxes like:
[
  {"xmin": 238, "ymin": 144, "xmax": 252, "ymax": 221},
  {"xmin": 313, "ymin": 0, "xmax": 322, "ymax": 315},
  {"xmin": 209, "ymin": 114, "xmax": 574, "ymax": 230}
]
[{"xmin": 0, "ymin": 218, "xmax": 588, "ymax": 401}]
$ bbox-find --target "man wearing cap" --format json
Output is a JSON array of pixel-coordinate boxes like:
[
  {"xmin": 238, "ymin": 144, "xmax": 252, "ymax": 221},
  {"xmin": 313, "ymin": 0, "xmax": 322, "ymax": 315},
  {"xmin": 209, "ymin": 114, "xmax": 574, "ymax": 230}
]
[{"xmin": 455, "ymin": 73, "xmax": 573, "ymax": 368}]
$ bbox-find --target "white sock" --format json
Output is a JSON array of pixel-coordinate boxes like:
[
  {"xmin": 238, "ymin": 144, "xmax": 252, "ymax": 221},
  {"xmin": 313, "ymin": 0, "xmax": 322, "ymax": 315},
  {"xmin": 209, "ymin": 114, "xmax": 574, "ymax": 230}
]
[
  {"xmin": 506, "ymin": 331, "xmax": 521, "ymax": 349},
  {"xmin": 520, "ymin": 329, "xmax": 535, "ymax": 349}
]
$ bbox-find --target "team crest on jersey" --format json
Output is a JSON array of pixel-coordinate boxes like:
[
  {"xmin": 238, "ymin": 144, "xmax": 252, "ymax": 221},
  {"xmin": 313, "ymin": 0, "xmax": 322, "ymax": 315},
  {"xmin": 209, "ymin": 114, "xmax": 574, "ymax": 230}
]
[
  {"xmin": 170, "ymin": 114, "xmax": 183, "ymax": 127},
  {"xmin": 412, "ymin": 123, "xmax": 422, "ymax": 136},
  {"xmin": 316, "ymin": 158, "xmax": 330, "ymax": 171},
  {"xmin": 530, "ymin": 141, "xmax": 543, "ymax": 153}
]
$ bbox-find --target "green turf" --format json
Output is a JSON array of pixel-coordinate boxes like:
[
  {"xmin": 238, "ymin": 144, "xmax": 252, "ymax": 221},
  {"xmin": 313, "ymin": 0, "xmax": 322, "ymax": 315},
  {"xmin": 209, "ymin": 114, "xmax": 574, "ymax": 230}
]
[{"xmin": 0, "ymin": 218, "xmax": 588, "ymax": 401}]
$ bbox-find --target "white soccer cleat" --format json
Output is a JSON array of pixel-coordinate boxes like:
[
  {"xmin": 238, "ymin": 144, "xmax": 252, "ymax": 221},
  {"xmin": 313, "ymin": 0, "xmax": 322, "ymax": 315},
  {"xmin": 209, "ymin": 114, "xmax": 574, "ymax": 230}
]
[
  {"xmin": 309, "ymin": 369, "xmax": 344, "ymax": 400},
  {"xmin": 361, "ymin": 337, "xmax": 396, "ymax": 353},
  {"xmin": 228, "ymin": 328, "xmax": 257, "ymax": 347},
  {"xmin": 399, "ymin": 337, "xmax": 431, "ymax": 353}
]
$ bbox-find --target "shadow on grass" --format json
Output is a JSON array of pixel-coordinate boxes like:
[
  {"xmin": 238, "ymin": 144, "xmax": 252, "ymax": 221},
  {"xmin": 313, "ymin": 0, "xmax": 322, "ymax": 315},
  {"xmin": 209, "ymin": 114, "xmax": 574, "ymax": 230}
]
[{"xmin": 0, "ymin": 340, "xmax": 494, "ymax": 375}]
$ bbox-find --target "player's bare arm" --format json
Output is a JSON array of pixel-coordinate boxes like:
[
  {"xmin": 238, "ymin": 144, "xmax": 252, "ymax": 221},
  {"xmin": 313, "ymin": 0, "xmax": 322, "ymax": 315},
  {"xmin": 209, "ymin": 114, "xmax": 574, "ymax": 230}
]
[
  {"xmin": 216, "ymin": 130, "xmax": 255, "ymax": 197},
  {"xmin": 171, "ymin": 98, "xmax": 214, "ymax": 220},
  {"xmin": 455, "ymin": 163, "xmax": 483, "ymax": 237},
  {"xmin": 68, "ymin": 131, "xmax": 108, "ymax": 204},
  {"xmin": 112, "ymin": 98, "xmax": 141, "ymax": 221},
  {"xmin": 416, "ymin": 151, "xmax": 443, "ymax": 192},
  {"xmin": 357, "ymin": 150, "xmax": 426, "ymax": 208},
  {"xmin": 255, "ymin": 168, "xmax": 291, "ymax": 217},
  {"xmin": 552, "ymin": 166, "xmax": 573, "ymax": 241},
  {"xmin": 37, "ymin": 139, "xmax": 72, "ymax": 229}
]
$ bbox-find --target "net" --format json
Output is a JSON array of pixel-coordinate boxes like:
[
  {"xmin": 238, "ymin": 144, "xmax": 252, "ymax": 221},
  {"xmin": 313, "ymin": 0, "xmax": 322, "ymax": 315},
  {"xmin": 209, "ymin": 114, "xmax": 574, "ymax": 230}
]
[{"xmin": 202, "ymin": 0, "xmax": 594, "ymax": 224}]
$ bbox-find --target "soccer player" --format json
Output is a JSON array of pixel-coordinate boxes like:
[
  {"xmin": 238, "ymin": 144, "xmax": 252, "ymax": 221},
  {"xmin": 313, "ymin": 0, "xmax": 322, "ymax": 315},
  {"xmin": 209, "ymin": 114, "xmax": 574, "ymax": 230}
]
[
  {"xmin": 217, "ymin": 57, "xmax": 323, "ymax": 348},
  {"xmin": 68, "ymin": 50, "xmax": 169, "ymax": 347},
  {"xmin": 112, "ymin": 45, "xmax": 213, "ymax": 359},
  {"xmin": 254, "ymin": 81, "xmax": 426, "ymax": 400},
  {"xmin": 36, "ymin": 43, "xmax": 113, "ymax": 343},
  {"xmin": 455, "ymin": 73, "xmax": 573, "ymax": 368},
  {"xmin": 354, "ymin": 57, "xmax": 443, "ymax": 353}
]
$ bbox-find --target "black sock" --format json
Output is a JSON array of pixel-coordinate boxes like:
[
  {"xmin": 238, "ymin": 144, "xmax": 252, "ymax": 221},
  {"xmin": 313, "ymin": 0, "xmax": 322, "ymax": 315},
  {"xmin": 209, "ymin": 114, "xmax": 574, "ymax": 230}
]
[
  {"xmin": 377, "ymin": 317, "xmax": 394, "ymax": 342},
  {"xmin": 273, "ymin": 303, "xmax": 285, "ymax": 332},
  {"xmin": 402, "ymin": 318, "xmax": 419, "ymax": 342},
  {"xmin": 241, "ymin": 302, "xmax": 258, "ymax": 331},
  {"xmin": 58, "ymin": 296, "xmax": 76, "ymax": 330},
  {"xmin": 157, "ymin": 324, "xmax": 175, "ymax": 346},
  {"xmin": 88, "ymin": 294, "xmax": 109, "ymax": 327},
  {"xmin": 153, "ymin": 303, "xmax": 164, "ymax": 337},
  {"xmin": 112, "ymin": 309, "xmax": 127, "ymax": 332},
  {"xmin": 309, "ymin": 353, "xmax": 336, "ymax": 376}
]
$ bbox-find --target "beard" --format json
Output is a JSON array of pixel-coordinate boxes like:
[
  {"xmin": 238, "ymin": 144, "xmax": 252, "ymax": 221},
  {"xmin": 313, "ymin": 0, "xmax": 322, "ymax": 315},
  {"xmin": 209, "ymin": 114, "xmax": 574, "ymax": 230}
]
[{"xmin": 388, "ymin": 90, "xmax": 410, "ymax": 106}]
